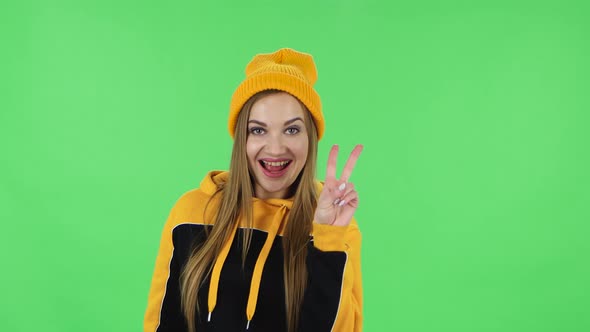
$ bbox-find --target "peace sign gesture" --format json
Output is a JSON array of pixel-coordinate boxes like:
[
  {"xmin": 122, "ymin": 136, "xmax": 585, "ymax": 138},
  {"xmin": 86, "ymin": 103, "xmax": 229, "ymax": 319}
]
[{"xmin": 314, "ymin": 144, "xmax": 364, "ymax": 227}]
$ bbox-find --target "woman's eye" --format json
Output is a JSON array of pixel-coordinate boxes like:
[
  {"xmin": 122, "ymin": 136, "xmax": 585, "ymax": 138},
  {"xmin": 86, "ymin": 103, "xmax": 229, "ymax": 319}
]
[
  {"xmin": 249, "ymin": 127, "xmax": 264, "ymax": 135},
  {"xmin": 285, "ymin": 127, "xmax": 300, "ymax": 135}
]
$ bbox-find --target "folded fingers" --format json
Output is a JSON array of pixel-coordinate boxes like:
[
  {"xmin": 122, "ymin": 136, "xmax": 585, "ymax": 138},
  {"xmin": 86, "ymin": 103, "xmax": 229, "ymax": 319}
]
[{"xmin": 333, "ymin": 182, "xmax": 356, "ymax": 206}]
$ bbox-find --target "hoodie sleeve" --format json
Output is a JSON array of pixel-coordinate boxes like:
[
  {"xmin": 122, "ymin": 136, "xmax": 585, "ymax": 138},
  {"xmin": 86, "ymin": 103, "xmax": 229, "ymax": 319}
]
[
  {"xmin": 143, "ymin": 201, "xmax": 189, "ymax": 332},
  {"xmin": 300, "ymin": 218, "xmax": 363, "ymax": 332}
]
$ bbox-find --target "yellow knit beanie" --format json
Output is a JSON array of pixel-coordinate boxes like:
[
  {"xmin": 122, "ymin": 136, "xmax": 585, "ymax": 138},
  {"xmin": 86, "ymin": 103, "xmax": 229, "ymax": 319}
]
[{"xmin": 228, "ymin": 48, "xmax": 324, "ymax": 139}]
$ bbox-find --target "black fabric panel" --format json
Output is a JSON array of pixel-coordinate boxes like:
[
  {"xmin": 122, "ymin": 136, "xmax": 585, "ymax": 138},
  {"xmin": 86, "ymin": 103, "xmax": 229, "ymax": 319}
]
[
  {"xmin": 155, "ymin": 223, "xmax": 207, "ymax": 331},
  {"xmin": 298, "ymin": 244, "xmax": 347, "ymax": 332},
  {"xmin": 157, "ymin": 224, "xmax": 345, "ymax": 332}
]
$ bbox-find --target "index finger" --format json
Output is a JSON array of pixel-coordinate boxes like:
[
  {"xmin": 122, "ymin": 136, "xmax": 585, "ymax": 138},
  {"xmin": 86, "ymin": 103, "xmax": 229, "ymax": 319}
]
[
  {"xmin": 340, "ymin": 144, "xmax": 363, "ymax": 182},
  {"xmin": 326, "ymin": 144, "xmax": 339, "ymax": 179}
]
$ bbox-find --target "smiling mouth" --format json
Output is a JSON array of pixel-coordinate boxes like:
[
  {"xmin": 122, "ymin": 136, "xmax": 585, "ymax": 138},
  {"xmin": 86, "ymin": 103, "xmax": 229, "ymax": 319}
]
[{"xmin": 259, "ymin": 160, "xmax": 292, "ymax": 172}]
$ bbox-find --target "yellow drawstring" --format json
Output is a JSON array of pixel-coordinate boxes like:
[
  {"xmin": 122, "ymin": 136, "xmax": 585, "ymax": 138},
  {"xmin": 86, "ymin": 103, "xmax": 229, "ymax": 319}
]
[
  {"xmin": 245, "ymin": 205, "xmax": 287, "ymax": 329},
  {"xmin": 207, "ymin": 221, "xmax": 239, "ymax": 321}
]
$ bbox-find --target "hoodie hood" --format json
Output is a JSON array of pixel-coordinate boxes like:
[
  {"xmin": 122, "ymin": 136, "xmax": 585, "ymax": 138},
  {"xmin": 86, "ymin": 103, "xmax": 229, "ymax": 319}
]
[{"xmin": 199, "ymin": 170, "xmax": 227, "ymax": 196}]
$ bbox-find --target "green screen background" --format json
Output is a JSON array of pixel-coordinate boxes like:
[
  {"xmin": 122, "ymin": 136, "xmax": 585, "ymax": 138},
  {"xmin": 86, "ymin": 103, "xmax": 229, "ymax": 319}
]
[{"xmin": 2, "ymin": 0, "xmax": 589, "ymax": 331}]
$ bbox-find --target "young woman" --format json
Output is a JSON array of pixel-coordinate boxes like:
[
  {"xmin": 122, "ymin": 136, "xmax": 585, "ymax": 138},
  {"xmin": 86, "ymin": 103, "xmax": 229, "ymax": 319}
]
[{"xmin": 144, "ymin": 48, "xmax": 363, "ymax": 332}]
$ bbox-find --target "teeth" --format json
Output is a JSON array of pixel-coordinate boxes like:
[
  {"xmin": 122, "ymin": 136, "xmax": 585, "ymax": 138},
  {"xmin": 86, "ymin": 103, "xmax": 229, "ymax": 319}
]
[{"xmin": 262, "ymin": 160, "xmax": 290, "ymax": 166}]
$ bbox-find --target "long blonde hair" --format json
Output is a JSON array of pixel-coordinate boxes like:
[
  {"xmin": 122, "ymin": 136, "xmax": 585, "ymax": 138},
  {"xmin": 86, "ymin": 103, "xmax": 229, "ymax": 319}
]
[{"xmin": 180, "ymin": 89, "xmax": 319, "ymax": 332}]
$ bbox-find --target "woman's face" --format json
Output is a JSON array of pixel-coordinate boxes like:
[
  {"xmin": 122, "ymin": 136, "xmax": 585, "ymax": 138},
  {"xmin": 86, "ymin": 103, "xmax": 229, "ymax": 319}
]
[{"xmin": 246, "ymin": 92, "xmax": 309, "ymax": 199}]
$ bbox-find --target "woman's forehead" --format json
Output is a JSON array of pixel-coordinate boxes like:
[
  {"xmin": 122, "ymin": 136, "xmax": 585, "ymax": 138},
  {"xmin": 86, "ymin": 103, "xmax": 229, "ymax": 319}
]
[{"xmin": 249, "ymin": 92, "xmax": 305, "ymax": 122}]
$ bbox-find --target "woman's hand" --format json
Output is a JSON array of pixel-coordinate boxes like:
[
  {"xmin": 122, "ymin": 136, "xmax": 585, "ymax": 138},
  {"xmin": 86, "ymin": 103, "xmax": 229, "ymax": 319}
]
[{"xmin": 314, "ymin": 144, "xmax": 363, "ymax": 227}]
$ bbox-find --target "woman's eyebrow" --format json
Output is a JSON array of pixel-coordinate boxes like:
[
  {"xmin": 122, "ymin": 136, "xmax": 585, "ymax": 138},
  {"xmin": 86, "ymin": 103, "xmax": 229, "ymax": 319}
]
[
  {"xmin": 248, "ymin": 120, "xmax": 266, "ymax": 126},
  {"xmin": 284, "ymin": 117, "xmax": 303, "ymax": 126}
]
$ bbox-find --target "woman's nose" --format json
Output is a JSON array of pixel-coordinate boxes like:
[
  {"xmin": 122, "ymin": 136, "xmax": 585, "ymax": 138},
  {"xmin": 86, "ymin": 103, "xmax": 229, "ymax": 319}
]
[{"xmin": 265, "ymin": 135, "xmax": 287, "ymax": 155}]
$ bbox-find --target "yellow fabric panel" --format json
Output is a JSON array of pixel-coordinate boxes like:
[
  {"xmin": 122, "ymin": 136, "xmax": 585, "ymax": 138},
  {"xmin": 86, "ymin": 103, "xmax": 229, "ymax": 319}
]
[{"xmin": 143, "ymin": 189, "xmax": 211, "ymax": 331}]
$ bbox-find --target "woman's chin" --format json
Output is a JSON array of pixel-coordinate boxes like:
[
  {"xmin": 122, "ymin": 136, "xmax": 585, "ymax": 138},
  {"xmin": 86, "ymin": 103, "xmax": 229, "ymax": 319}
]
[{"xmin": 254, "ymin": 179, "xmax": 294, "ymax": 199}]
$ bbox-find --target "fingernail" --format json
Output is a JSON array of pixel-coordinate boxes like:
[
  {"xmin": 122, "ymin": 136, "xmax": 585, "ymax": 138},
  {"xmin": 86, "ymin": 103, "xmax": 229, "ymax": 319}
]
[
  {"xmin": 333, "ymin": 198, "xmax": 341, "ymax": 205},
  {"xmin": 338, "ymin": 200, "xmax": 347, "ymax": 207},
  {"xmin": 338, "ymin": 183, "xmax": 346, "ymax": 191}
]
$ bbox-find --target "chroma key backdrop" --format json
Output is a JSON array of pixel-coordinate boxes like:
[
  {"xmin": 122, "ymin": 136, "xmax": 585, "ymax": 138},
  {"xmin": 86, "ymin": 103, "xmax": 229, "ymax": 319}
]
[{"xmin": 1, "ymin": 0, "xmax": 589, "ymax": 331}]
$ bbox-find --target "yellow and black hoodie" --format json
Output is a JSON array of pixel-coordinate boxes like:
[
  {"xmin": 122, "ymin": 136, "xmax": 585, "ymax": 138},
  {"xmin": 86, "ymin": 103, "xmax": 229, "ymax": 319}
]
[{"xmin": 144, "ymin": 171, "xmax": 363, "ymax": 331}]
